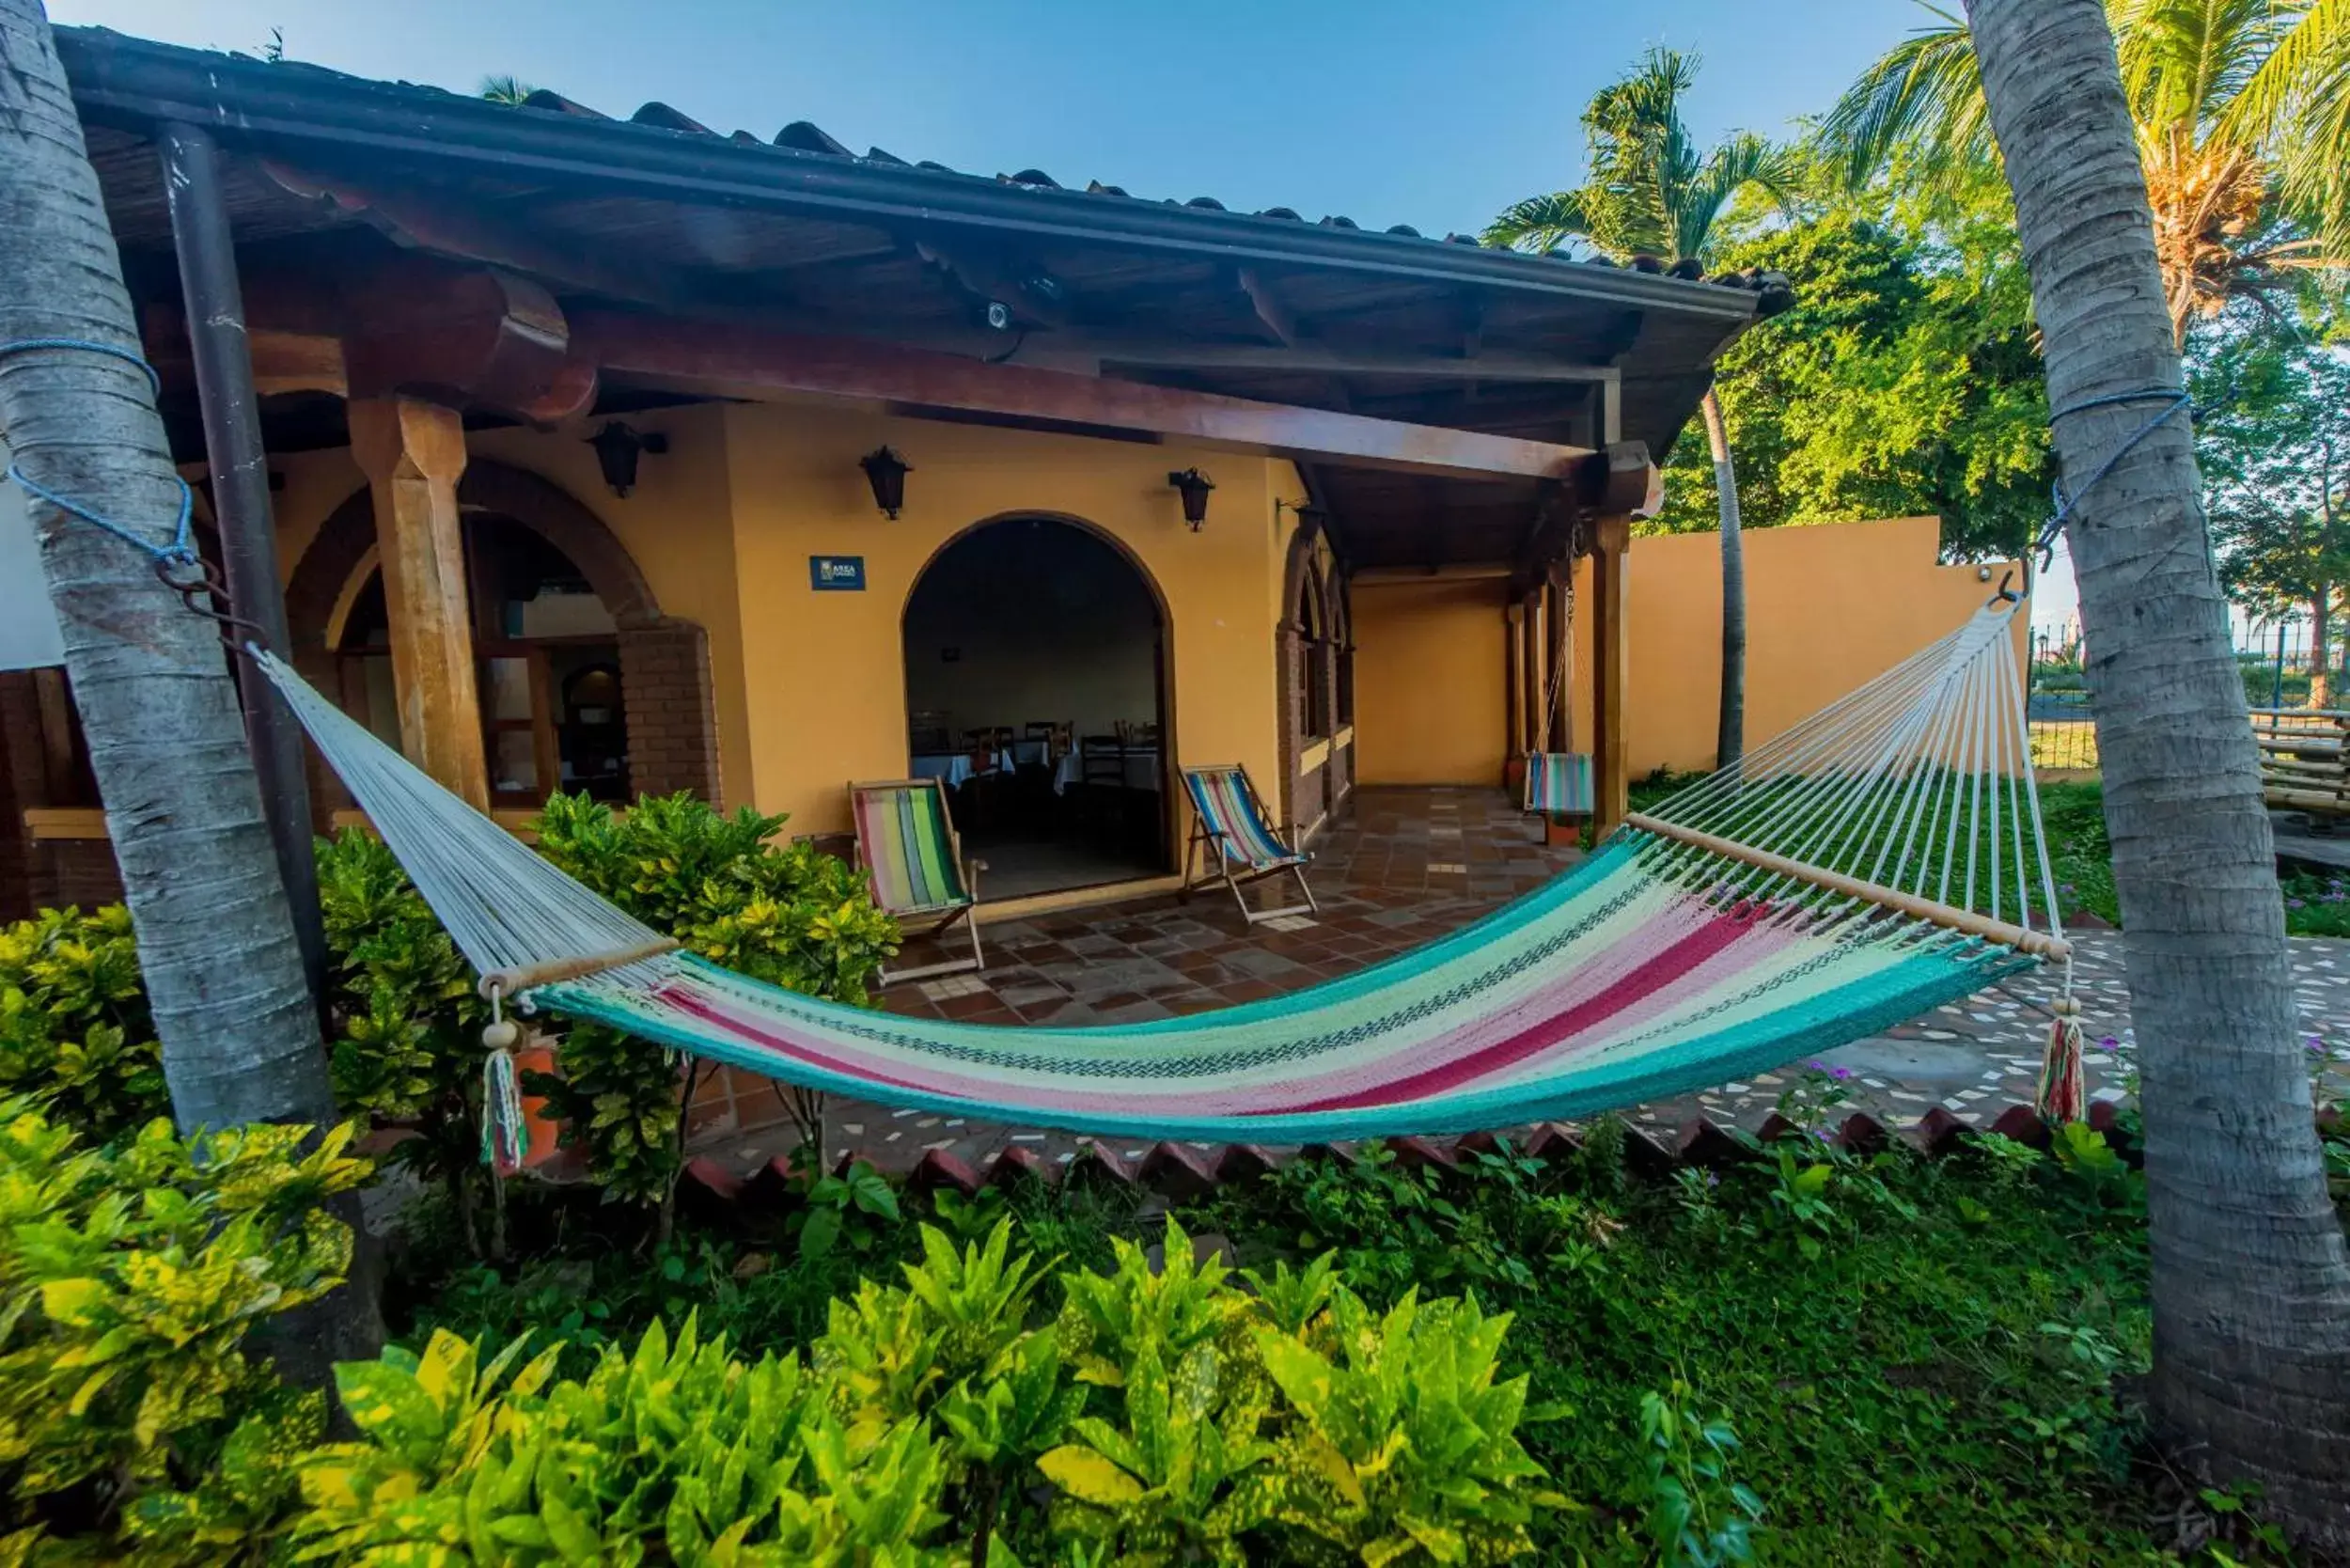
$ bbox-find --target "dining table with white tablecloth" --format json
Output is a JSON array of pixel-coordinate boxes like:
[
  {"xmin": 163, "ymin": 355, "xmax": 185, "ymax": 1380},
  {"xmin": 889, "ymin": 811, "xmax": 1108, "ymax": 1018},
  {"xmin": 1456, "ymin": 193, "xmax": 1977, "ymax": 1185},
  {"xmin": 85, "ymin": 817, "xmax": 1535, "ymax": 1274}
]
[
  {"xmin": 907, "ymin": 752, "xmax": 977, "ymax": 789},
  {"xmin": 1052, "ymin": 746, "xmax": 1162, "ymax": 795}
]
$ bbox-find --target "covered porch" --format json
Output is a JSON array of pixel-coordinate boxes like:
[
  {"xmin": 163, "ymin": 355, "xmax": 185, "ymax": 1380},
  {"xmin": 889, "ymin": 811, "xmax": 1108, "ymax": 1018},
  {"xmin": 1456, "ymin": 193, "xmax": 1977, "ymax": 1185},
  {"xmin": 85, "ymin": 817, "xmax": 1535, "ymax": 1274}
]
[{"xmin": 10, "ymin": 29, "xmax": 1774, "ymax": 929}]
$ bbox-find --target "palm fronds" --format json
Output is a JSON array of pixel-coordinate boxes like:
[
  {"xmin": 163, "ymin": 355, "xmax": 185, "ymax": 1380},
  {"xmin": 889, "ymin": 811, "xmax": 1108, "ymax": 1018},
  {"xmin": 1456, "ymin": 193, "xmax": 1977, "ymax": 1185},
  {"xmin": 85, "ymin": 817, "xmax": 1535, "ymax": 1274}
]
[
  {"xmin": 1816, "ymin": 5, "xmax": 1990, "ymax": 194},
  {"xmin": 1482, "ymin": 191, "xmax": 1596, "ymax": 254},
  {"xmin": 1484, "ymin": 48, "xmax": 1789, "ymax": 268}
]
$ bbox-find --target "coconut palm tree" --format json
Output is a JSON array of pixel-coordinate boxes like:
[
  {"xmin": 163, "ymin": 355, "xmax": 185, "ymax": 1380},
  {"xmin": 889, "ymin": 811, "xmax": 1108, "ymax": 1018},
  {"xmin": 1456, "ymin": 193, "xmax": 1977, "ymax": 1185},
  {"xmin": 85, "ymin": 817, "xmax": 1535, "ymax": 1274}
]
[
  {"xmin": 1825, "ymin": 0, "xmax": 2350, "ymax": 347},
  {"xmin": 0, "ymin": 0, "xmax": 380, "ymax": 1370},
  {"xmin": 1486, "ymin": 49, "xmax": 1796, "ymax": 768},
  {"xmin": 1966, "ymin": 0, "xmax": 2350, "ymax": 1544},
  {"xmin": 479, "ymin": 73, "xmax": 538, "ymax": 104}
]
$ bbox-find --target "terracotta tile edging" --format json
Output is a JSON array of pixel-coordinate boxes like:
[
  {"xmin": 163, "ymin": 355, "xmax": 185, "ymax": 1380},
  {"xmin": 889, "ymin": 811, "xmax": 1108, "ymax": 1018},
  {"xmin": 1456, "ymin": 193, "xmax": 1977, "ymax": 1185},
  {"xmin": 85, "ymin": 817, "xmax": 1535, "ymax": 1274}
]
[{"xmin": 675, "ymin": 1104, "xmax": 2172, "ymax": 1209}]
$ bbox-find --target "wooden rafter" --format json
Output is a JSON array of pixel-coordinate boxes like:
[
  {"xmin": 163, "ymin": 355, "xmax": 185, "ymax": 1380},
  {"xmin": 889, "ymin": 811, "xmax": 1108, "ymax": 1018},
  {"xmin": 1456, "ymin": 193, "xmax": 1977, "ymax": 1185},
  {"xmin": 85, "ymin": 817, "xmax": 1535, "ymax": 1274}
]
[{"xmin": 572, "ymin": 307, "xmax": 1599, "ymax": 483}]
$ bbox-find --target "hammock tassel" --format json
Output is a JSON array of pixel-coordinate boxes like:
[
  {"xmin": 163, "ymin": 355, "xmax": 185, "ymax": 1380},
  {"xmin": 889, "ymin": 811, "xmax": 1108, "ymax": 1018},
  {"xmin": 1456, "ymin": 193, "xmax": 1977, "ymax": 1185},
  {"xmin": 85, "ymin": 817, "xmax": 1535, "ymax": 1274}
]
[
  {"xmin": 480, "ymin": 1006, "xmax": 527, "ymax": 1178},
  {"xmin": 2037, "ymin": 975, "xmax": 2087, "ymax": 1125}
]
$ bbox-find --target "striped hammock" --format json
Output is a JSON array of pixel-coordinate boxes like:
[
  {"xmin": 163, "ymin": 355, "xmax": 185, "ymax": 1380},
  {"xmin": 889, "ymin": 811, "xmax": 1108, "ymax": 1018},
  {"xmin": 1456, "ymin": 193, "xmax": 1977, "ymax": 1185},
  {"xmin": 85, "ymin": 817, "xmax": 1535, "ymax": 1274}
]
[{"xmin": 252, "ymin": 597, "xmax": 2080, "ymax": 1144}]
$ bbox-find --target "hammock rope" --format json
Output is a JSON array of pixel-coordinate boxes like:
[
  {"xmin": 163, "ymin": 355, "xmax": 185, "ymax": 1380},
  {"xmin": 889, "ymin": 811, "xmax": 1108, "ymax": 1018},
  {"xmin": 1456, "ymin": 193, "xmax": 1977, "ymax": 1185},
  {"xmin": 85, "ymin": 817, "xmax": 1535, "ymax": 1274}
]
[{"xmin": 251, "ymin": 594, "xmax": 2084, "ymax": 1146}]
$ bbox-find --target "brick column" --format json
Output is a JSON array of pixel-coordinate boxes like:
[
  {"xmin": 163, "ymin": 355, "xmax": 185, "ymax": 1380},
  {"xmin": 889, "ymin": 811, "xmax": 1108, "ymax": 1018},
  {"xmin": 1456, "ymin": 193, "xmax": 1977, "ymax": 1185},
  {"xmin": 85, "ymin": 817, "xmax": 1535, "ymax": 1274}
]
[{"xmin": 618, "ymin": 618, "xmax": 722, "ymax": 804}]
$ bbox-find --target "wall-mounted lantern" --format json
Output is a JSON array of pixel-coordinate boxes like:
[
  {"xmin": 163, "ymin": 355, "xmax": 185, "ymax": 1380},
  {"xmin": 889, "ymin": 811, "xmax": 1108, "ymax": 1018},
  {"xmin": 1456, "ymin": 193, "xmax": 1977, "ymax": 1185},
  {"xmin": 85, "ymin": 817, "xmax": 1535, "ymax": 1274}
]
[
  {"xmin": 860, "ymin": 447, "xmax": 913, "ymax": 519},
  {"xmin": 1167, "ymin": 467, "xmax": 1215, "ymax": 531},
  {"xmin": 586, "ymin": 420, "xmax": 667, "ymax": 498}
]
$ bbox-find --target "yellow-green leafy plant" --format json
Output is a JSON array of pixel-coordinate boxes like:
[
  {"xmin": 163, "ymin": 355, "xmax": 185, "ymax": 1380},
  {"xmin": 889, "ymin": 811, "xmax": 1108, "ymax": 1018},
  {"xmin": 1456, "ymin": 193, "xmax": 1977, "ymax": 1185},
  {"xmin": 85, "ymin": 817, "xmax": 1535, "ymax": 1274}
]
[
  {"xmin": 1035, "ymin": 1331, "xmax": 1277, "ymax": 1566},
  {"xmin": 0, "ymin": 1099, "xmax": 368, "ymax": 1563},
  {"xmin": 0, "ymin": 905, "xmax": 166, "ymax": 1137},
  {"xmin": 295, "ymin": 1317, "xmax": 955, "ymax": 1566},
  {"xmin": 1054, "ymin": 1215, "xmax": 1255, "ymax": 1389},
  {"xmin": 1251, "ymin": 1286, "xmax": 1570, "ymax": 1565},
  {"xmin": 526, "ymin": 792, "xmax": 900, "ymax": 1231}
]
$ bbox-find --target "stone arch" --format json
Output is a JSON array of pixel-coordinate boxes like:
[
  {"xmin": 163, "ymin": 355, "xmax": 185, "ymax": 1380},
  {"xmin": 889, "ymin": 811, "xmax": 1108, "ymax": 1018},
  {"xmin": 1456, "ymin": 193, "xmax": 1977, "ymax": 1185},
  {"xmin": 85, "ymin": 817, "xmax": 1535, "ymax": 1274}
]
[
  {"xmin": 285, "ymin": 457, "xmax": 721, "ymax": 808},
  {"xmin": 1276, "ymin": 521, "xmax": 1343, "ymax": 835}
]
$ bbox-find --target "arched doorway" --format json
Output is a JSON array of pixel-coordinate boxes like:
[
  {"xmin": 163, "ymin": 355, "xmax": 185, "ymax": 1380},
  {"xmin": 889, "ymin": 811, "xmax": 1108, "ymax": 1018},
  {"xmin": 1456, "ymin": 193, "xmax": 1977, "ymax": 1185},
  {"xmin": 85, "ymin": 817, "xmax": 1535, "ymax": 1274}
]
[
  {"xmin": 901, "ymin": 515, "xmax": 1171, "ymax": 898},
  {"xmin": 333, "ymin": 514, "xmax": 631, "ymax": 806},
  {"xmin": 287, "ymin": 460, "xmax": 722, "ymax": 812}
]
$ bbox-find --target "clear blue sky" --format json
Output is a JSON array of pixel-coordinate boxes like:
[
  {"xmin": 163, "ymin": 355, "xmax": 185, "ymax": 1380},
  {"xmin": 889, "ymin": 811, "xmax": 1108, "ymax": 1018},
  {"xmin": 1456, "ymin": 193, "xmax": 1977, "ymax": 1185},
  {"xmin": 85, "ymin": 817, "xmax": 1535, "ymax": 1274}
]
[{"xmin": 48, "ymin": 0, "xmax": 1929, "ymax": 243}]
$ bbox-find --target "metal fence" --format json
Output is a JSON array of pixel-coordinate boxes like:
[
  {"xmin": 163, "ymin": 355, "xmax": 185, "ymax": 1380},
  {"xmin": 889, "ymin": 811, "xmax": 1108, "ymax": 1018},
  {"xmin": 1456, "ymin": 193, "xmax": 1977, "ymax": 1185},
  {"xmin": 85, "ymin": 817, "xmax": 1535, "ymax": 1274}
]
[{"xmin": 2028, "ymin": 619, "xmax": 2342, "ymax": 778}]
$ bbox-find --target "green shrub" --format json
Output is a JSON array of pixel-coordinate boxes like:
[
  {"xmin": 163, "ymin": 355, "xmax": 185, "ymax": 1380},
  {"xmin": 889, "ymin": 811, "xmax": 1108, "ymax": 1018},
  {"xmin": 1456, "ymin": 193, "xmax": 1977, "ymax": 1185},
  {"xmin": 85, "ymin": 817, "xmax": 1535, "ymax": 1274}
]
[
  {"xmin": 316, "ymin": 830, "xmax": 494, "ymax": 1253},
  {"xmin": 0, "ymin": 905, "xmax": 166, "ymax": 1137},
  {"xmin": 302, "ymin": 1216, "xmax": 1565, "ymax": 1566},
  {"xmin": 526, "ymin": 792, "xmax": 900, "ymax": 1223},
  {"xmin": 0, "ymin": 1098, "xmax": 368, "ymax": 1563}
]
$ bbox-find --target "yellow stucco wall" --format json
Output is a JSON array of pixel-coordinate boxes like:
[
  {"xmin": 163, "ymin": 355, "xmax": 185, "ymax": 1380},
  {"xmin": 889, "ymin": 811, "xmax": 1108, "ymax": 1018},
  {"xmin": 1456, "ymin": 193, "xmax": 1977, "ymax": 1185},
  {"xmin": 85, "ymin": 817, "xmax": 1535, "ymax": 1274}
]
[
  {"xmin": 1576, "ymin": 516, "xmax": 2017, "ymax": 776},
  {"xmin": 1352, "ymin": 578, "xmax": 1511, "ymax": 785},
  {"xmin": 266, "ymin": 406, "xmax": 758, "ymax": 810},
  {"xmin": 265, "ymin": 414, "xmax": 2004, "ymax": 822},
  {"xmin": 265, "ymin": 406, "xmax": 1291, "ymax": 839},
  {"xmin": 1351, "ymin": 518, "xmax": 2013, "ymax": 786},
  {"xmin": 719, "ymin": 403, "xmax": 1292, "ymax": 839}
]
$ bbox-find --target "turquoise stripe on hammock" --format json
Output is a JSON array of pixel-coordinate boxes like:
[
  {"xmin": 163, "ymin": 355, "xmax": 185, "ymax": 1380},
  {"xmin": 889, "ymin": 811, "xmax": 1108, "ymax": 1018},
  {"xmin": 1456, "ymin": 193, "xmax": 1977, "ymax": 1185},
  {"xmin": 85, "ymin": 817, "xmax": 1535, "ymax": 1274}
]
[
  {"xmin": 547, "ymin": 938, "xmax": 2020, "ymax": 1144},
  {"xmin": 542, "ymin": 831, "xmax": 2033, "ymax": 1143}
]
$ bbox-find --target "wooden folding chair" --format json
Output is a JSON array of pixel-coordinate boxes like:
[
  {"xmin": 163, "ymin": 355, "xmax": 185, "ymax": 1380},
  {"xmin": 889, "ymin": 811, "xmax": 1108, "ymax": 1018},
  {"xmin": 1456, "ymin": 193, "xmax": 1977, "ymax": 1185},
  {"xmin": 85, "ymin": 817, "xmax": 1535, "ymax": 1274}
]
[
  {"xmin": 1180, "ymin": 763, "xmax": 1317, "ymax": 925},
  {"xmin": 849, "ymin": 777, "xmax": 986, "ymax": 984}
]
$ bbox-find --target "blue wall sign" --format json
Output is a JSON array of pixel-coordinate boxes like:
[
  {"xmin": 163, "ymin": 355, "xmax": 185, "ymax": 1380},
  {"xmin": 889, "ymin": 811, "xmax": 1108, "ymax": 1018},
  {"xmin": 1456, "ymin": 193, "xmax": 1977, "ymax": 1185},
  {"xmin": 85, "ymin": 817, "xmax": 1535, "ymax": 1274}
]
[{"xmin": 809, "ymin": 555, "xmax": 867, "ymax": 591}]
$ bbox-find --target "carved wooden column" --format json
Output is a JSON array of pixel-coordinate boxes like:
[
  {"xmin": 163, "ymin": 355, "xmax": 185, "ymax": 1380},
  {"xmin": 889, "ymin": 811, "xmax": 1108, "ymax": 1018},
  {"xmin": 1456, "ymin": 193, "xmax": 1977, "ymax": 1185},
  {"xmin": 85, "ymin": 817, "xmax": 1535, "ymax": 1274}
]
[
  {"xmin": 1590, "ymin": 514, "xmax": 1632, "ymax": 835},
  {"xmin": 348, "ymin": 397, "xmax": 489, "ymax": 808}
]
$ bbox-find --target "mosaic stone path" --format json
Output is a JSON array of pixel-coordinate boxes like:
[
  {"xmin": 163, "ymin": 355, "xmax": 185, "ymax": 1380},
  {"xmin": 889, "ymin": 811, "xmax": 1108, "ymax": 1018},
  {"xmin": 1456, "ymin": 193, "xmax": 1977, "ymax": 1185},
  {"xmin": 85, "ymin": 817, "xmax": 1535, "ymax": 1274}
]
[{"xmin": 692, "ymin": 788, "xmax": 2350, "ymax": 1175}]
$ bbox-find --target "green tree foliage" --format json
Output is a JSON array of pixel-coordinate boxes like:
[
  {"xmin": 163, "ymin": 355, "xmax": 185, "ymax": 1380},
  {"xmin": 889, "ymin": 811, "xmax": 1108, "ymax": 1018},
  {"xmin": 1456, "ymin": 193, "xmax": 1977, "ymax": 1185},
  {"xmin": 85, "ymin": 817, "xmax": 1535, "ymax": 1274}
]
[
  {"xmin": 1821, "ymin": 0, "xmax": 2350, "ymax": 344},
  {"xmin": 0, "ymin": 906, "xmax": 166, "ymax": 1137},
  {"xmin": 0, "ymin": 1100, "xmax": 369, "ymax": 1563},
  {"xmin": 2196, "ymin": 314, "xmax": 2350, "ymax": 698},
  {"xmin": 1653, "ymin": 211, "xmax": 2053, "ymax": 558}
]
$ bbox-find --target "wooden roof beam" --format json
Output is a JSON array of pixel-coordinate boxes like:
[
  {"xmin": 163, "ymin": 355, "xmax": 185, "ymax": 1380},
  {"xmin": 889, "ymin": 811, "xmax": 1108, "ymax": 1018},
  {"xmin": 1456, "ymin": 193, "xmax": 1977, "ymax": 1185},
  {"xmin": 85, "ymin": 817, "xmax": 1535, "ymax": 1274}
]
[
  {"xmin": 573, "ymin": 308, "xmax": 1598, "ymax": 483},
  {"xmin": 1094, "ymin": 337, "xmax": 1618, "ymax": 383}
]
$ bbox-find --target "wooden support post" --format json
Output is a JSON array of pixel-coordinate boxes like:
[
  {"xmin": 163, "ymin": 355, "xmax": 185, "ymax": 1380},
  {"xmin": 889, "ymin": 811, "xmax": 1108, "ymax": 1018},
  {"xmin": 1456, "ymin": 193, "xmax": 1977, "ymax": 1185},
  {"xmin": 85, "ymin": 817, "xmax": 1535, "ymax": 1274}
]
[
  {"xmin": 1504, "ymin": 601, "xmax": 1527, "ymax": 765},
  {"xmin": 1549, "ymin": 571, "xmax": 1574, "ymax": 751},
  {"xmin": 1526, "ymin": 588, "xmax": 1549, "ymax": 751},
  {"xmin": 160, "ymin": 120, "xmax": 329, "ymax": 1009},
  {"xmin": 348, "ymin": 398, "xmax": 489, "ymax": 808},
  {"xmin": 1590, "ymin": 516, "xmax": 1631, "ymax": 835}
]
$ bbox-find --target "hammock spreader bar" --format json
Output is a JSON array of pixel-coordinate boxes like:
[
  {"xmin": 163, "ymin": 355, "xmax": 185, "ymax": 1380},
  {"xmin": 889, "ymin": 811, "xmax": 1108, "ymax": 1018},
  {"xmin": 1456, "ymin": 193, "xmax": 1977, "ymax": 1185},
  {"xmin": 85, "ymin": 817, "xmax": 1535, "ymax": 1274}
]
[{"xmin": 246, "ymin": 595, "xmax": 2078, "ymax": 1142}]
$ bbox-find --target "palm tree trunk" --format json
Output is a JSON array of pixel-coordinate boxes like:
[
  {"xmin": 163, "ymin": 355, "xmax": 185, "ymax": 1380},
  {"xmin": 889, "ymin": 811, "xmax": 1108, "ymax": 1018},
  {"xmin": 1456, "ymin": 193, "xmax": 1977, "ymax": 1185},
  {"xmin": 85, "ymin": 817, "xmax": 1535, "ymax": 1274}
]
[
  {"xmin": 0, "ymin": 0, "xmax": 381, "ymax": 1369},
  {"xmin": 1967, "ymin": 0, "xmax": 2350, "ymax": 1544},
  {"xmin": 1700, "ymin": 386, "xmax": 1746, "ymax": 769}
]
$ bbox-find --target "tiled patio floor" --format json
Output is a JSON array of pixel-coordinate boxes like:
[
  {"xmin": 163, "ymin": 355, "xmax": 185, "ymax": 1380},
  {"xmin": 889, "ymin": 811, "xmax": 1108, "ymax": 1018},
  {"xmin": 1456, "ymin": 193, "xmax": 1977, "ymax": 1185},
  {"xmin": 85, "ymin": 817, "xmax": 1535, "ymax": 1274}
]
[{"xmin": 690, "ymin": 786, "xmax": 2350, "ymax": 1175}]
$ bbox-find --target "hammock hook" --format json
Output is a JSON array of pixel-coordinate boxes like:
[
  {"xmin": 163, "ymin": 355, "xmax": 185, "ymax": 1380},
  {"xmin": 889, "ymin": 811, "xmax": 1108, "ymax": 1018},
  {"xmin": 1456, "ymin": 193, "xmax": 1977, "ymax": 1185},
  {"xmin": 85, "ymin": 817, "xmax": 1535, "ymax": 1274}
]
[
  {"xmin": 1985, "ymin": 569, "xmax": 2023, "ymax": 609},
  {"xmin": 154, "ymin": 554, "xmax": 274, "ymax": 654}
]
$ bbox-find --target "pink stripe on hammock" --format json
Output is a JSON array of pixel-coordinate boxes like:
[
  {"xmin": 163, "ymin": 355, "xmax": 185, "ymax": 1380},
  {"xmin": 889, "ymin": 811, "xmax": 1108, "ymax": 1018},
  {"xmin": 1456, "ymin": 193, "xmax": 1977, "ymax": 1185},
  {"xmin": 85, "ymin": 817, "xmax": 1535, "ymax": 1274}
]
[{"xmin": 645, "ymin": 893, "xmax": 1798, "ymax": 1118}]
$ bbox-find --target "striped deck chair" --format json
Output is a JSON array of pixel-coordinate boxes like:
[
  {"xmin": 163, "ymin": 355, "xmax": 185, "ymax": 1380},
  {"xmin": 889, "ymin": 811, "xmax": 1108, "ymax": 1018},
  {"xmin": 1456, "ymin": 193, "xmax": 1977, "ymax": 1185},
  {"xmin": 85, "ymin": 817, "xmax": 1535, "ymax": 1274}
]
[
  {"xmin": 850, "ymin": 778, "xmax": 986, "ymax": 984},
  {"xmin": 1524, "ymin": 751, "xmax": 1594, "ymax": 815},
  {"xmin": 1181, "ymin": 764, "xmax": 1317, "ymax": 926}
]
